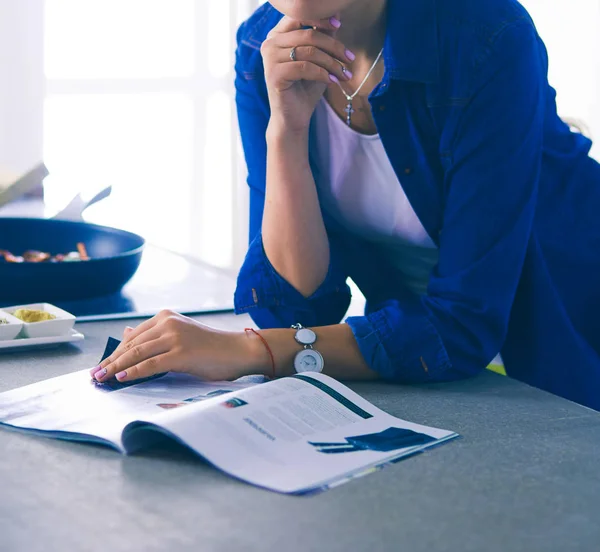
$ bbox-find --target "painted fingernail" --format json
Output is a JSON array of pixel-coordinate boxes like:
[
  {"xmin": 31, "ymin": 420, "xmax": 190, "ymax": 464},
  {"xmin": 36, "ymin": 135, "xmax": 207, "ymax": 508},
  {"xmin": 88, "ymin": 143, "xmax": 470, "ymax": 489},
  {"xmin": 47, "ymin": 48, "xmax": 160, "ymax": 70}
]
[
  {"xmin": 342, "ymin": 68, "xmax": 353, "ymax": 79},
  {"xmin": 116, "ymin": 371, "xmax": 127, "ymax": 381},
  {"xmin": 89, "ymin": 365, "xmax": 102, "ymax": 377},
  {"xmin": 94, "ymin": 368, "xmax": 107, "ymax": 380},
  {"xmin": 329, "ymin": 17, "xmax": 342, "ymax": 29},
  {"xmin": 329, "ymin": 74, "xmax": 339, "ymax": 84},
  {"xmin": 345, "ymin": 49, "xmax": 356, "ymax": 62}
]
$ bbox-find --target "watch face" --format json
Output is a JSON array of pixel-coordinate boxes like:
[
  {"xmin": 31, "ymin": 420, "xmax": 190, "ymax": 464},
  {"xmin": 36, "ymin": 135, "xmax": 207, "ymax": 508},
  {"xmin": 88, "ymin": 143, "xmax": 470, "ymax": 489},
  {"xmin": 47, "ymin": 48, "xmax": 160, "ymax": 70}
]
[
  {"xmin": 294, "ymin": 349, "xmax": 324, "ymax": 373},
  {"xmin": 295, "ymin": 328, "xmax": 317, "ymax": 346}
]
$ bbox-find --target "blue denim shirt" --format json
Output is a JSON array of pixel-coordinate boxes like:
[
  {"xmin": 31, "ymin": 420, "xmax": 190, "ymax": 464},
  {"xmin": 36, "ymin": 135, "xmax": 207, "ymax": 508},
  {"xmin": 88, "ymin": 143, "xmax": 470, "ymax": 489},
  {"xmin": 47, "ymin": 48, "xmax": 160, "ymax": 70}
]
[{"xmin": 233, "ymin": 0, "xmax": 600, "ymax": 410}]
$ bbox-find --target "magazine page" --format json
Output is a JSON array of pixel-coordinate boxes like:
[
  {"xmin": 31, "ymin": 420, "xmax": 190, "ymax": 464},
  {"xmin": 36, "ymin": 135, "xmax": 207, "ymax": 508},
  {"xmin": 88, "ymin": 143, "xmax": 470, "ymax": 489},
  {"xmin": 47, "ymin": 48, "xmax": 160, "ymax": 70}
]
[
  {"xmin": 0, "ymin": 369, "xmax": 256, "ymax": 451},
  {"xmin": 139, "ymin": 373, "xmax": 458, "ymax": 494}
]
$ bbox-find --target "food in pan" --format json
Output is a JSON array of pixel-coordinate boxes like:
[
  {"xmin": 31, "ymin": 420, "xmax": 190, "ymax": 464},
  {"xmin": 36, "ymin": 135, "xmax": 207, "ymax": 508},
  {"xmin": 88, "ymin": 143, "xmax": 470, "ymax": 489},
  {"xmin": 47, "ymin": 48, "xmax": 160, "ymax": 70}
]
[
  {"xmin": 13, "ymin": 309, "xmax": 57, "ymax": 323},
  {"xmin": 0, "ymin": 242, "xmax": 89, "ymax": 263}
]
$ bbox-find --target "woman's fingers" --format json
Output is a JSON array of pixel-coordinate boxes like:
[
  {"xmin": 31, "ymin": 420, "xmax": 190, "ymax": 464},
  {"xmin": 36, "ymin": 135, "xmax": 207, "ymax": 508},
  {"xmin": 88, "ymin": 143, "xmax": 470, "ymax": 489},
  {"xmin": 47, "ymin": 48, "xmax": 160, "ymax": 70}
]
[
  {"xmin": 271, "ymin": 61, "xmax": 334, "ymax": 89},
  {"xmin": 268, "ymin": 15, "xmax": 304, "ymax": 35},
  {"xmin": 89, "ymin": 311, "xmax": 177, "ymax": 378},
  {"xmin": 275, "ymin": 28, "xmax": 354, "ymax": 64},
  {"xmin": 93, "ymin": 324, "xmax": 164, "ymax": 376},
  {"xmin": 94, "ymin": 337, "xmax": 170, "ymax": 382},
  {"xmin": 122, "ymin": 309, "xmax": 176, "ymax": 345},
  {"xmin": 269, "ymin": 15, "xmax": 341, "ymax": 36},
  {"xmin": 116, "ymin": 316, "xmax": 157, "ymax": 347},
  {"xmin": 262, "ymin": 27, "xmax": 354, "ymax": 87},
  {"xmin": 112, "ymin": 353, "xmax": 174, "ymax": 382},
  {"xmin": 279, "ymin": 45, "xmax": 352, "ymax": 82}
]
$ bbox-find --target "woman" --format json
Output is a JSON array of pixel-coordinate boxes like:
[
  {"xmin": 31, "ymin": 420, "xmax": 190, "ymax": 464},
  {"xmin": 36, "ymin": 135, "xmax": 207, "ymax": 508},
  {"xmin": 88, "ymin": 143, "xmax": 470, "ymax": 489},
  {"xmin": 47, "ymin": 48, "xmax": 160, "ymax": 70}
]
[{"xmin": 91, "ymin": 0, "xmax": 600, "ymax": 410}]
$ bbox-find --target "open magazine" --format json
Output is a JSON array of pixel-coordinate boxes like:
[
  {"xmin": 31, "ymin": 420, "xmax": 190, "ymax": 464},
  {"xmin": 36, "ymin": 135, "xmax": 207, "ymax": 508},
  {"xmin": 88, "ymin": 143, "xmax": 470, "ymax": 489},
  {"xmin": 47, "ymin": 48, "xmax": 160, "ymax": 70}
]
[{"xmin": 0, "ymin": 338, "xmax": 459, "ymax": 495}]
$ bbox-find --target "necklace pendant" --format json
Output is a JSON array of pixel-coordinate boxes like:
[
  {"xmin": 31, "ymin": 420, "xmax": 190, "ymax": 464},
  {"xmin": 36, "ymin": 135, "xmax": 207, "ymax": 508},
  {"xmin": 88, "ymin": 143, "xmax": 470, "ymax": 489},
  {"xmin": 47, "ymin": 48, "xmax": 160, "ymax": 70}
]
[
  {"xmin": 334, "ymin": 46, "xmax": 384, "ymax": 128},
  {"xmin": 344, "ymin": 101, "xmax": 355, "ymax": 126}
]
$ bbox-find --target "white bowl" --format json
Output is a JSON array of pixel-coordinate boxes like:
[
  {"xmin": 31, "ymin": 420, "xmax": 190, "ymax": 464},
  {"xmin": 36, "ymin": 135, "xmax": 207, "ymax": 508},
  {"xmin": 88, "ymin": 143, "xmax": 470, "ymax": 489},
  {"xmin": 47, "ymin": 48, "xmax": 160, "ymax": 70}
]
[
  {"xmin": 3, "ymin": 303, "xmax": 76, "ymax": 338},
  {"xmin": 0, "ymin": 310, "xmax": 24, "ymax": 341}
]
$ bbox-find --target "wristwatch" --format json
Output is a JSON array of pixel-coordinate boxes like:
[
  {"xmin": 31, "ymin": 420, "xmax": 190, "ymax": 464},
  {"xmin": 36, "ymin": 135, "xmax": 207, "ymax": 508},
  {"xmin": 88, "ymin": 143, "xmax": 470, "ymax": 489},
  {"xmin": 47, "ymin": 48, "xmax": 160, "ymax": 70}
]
[{"xmin": 292, "ymin": 323, "xmax": 324, "ymax": 374}]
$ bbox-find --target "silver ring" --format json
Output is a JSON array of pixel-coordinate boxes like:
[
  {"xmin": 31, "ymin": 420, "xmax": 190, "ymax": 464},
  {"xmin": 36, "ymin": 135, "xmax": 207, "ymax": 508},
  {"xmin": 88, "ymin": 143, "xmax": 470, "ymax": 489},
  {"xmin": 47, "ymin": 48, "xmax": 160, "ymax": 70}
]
[{"xmin": 290, "ymin": 46, "xmax": 298, "ymax": 62}]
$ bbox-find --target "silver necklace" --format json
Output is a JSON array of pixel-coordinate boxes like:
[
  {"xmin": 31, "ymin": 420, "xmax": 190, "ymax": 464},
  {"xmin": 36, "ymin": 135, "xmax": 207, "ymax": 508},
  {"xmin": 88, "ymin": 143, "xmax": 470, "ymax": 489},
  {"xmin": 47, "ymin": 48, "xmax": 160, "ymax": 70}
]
[{"xmin": 336, "ymin": 47, "xmax": 384, "ymax": 126}]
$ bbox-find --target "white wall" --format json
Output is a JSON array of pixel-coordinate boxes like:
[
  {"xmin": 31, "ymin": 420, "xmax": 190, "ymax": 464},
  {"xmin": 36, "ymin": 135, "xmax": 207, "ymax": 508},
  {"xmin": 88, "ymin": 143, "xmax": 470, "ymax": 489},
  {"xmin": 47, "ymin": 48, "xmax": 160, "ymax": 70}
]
[{"xmin": 0, "ymin": 0, "xmax": 45, "ymax": 171}]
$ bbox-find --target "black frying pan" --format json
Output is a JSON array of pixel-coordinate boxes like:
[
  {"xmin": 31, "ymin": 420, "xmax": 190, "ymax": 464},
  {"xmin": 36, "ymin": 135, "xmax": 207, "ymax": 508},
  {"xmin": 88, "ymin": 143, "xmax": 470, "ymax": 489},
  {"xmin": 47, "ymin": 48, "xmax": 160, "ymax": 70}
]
[{"xmin": 0, "ymin": 217, "xmax": 144, "ymax": 304}]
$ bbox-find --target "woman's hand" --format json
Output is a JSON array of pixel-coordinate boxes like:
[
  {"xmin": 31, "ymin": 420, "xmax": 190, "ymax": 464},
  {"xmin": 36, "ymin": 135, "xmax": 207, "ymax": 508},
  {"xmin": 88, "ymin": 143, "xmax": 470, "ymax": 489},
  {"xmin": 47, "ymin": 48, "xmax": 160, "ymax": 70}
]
[
  {"xmin": 89, "ymin": 310, "xmax": 267, "ymax": 383},
  {"xmin": 261, "ymin": 14, "xmax": 355, "ymax": 132}
]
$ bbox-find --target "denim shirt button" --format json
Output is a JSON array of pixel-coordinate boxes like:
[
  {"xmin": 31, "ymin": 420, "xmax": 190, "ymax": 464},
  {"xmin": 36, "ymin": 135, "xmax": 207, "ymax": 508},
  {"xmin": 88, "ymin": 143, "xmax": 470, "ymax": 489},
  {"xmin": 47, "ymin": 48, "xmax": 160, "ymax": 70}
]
[{"xmin": 404, "ymin": 168, "xmax": 413, "ymax": 175}]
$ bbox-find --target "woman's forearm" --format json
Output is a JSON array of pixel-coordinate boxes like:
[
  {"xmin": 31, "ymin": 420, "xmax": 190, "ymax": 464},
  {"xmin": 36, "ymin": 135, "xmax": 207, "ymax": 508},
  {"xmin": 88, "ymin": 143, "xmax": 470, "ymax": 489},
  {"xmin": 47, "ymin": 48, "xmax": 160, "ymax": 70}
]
[
  {"xmin": 244, "ymin": 323, "xmax": 378, "ymax": 381},
  {"xmin": 262, "ymin": 121, "xmax": 330, "ymax": 297}
]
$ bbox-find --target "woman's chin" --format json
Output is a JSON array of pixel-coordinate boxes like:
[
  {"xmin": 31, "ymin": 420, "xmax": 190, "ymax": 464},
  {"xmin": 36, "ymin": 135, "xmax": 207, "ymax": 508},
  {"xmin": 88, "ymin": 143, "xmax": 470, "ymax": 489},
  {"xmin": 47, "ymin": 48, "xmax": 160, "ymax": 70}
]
[{"xmin": 270, "ymin": 1, "xmax": 338, "ymax": 22}]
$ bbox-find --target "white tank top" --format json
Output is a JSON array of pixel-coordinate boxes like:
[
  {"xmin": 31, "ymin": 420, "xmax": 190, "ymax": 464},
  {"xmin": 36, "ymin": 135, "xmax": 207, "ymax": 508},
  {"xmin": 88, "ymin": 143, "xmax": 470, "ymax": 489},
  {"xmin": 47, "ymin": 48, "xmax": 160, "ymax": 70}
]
[{"xmin": 311, "ymin": 98, "xmax": 439, "ymax": 296}]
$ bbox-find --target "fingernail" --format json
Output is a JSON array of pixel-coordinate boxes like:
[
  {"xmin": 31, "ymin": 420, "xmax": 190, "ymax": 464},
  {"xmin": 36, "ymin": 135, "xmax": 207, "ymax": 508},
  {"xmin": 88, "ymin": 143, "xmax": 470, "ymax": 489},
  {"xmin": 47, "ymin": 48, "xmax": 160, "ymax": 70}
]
[
  {"xmin": 116, "ymin": 371, "xmax": 127, "ymax": 381},
  {"xmin": 342, "ymin": 68, "xmax": 353, "ymax": 79},
  {"xmin": 94, "ymin": 368, "xmax": 107, "ymax": 381},
  {"xmin": 329, "ymin": 17, "xmax": 341, "ymax": 29},
  {"xmin": 89, "ymin": 365, "xmax": 102, "ymax": 377},
  {"xmin": 125, "ymin": 326, "xmax": 134, "ymax": 332},
  {"xmin": 329, "ymin": 74, "xmax": 339, "ymax": 84},
  {"xmin": 345, "ymin": 49, "xmax": 356, "ymax": 62}
]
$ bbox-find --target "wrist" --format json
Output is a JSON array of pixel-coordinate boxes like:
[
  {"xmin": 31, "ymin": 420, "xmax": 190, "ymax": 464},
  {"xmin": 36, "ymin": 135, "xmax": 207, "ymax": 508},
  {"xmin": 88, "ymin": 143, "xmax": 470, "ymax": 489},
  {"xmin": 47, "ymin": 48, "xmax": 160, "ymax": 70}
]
[
  {"xmin": 236, "ymin": 329, "xmax": 275, "ymax": 379},
  {"xmin": 266, "ymin": 118, "xmax": 310, "ymax": 145}
]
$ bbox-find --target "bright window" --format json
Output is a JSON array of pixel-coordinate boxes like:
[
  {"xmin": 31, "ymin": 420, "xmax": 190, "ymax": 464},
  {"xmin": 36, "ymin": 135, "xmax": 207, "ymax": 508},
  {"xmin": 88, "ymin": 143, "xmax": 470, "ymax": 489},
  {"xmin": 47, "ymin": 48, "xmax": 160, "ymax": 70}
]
[{"xmin": 42, "ymin": 0, "xmax": 260, "ymax": 268}]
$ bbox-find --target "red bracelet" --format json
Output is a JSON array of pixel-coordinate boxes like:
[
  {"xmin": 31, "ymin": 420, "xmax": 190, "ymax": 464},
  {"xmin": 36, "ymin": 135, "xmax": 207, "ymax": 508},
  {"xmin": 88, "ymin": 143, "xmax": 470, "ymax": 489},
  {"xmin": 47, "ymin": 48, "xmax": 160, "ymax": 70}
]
[{"xmin": 245, "ymin": 328, "xmax": 276, "ymax": 380}]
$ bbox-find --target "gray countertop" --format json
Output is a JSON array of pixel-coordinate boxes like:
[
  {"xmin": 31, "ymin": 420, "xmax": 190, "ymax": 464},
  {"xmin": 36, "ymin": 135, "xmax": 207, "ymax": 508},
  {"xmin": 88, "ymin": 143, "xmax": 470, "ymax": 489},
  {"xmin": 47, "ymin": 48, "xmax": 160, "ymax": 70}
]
[{"xmin": 1, "ymin": 313, "xmax": 600, "ymax": 552}]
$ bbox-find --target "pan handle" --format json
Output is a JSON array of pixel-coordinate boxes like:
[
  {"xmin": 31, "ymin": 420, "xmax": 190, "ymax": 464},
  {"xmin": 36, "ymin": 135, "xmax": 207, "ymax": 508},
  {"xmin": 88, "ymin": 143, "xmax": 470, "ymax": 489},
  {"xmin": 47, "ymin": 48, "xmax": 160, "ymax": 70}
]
[{"xmin": 52, "ymin": 185, "xmax": 112, "ymax": 221}]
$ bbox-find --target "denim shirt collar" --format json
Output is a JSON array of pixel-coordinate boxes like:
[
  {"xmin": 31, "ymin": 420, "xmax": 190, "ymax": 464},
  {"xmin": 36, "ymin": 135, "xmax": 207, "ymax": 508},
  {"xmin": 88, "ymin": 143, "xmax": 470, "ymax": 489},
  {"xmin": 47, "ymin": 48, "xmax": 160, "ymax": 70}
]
[{"xmin": 383, "ymin": 0, "xmax": 440, "ymax": 84}]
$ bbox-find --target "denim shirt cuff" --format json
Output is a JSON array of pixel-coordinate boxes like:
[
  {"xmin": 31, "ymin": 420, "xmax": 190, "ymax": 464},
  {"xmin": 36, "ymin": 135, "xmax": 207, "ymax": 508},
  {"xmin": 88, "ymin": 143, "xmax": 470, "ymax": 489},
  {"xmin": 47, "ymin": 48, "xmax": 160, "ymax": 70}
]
[
  {"xmin": 345, "ymin": 313, "xmax": 395, "ymax": 379},
  {"xmin": 346, "ymin": 302, "xmax": 453, "ymax": 383},
  {"xmin": 234, "ymin": 232, "xmax": 347, "ymax": 314}
]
